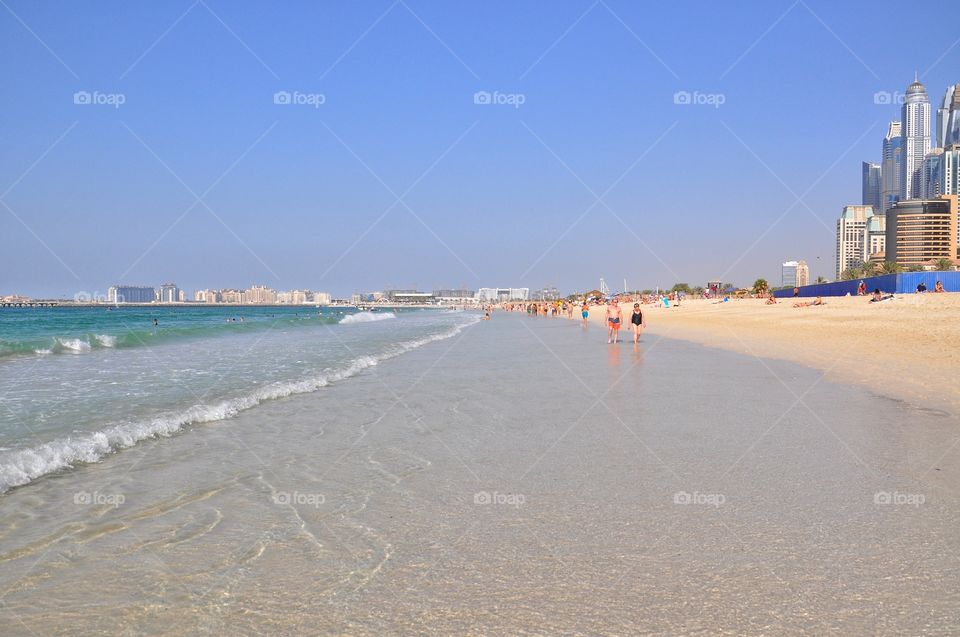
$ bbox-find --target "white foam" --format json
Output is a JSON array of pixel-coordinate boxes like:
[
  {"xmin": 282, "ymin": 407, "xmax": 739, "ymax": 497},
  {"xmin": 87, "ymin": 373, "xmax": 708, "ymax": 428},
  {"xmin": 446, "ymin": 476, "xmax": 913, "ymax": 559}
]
[
  {"xmin": 339, "ymin": 311, "xmax": 396, "ymax": 324},
  {"xmin": 0, "ymin": 315, "xmax": 480, "ymax": 494},
  {"xmin": 94, "ymin": 334, "xmax": 117, "ymax": 347},
  {"xmin": 55, "ymin": 338, "xmax": 91, "ymax": 353}
]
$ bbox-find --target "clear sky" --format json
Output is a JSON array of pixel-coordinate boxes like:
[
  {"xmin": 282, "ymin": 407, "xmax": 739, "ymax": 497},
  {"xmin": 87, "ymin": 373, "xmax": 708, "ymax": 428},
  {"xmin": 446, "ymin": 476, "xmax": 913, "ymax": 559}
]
[{"xmin": 2, "ymin": 0, "xmax": 958, "ymax": 298}]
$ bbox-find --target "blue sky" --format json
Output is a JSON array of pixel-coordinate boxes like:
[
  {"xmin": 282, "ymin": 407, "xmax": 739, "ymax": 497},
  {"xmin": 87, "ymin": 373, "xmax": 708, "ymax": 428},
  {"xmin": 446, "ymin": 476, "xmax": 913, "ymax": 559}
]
[{"xmin": 2, "ymin": 0, "xmax": 958, "ymax": 297}]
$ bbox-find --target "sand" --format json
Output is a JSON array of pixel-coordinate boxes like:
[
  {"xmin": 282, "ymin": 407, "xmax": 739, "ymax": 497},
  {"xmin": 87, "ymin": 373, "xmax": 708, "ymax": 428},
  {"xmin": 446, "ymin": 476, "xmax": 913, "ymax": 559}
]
[{"xmin": 584, "ymin": 294, "xmax": 960, "ymax": 414}]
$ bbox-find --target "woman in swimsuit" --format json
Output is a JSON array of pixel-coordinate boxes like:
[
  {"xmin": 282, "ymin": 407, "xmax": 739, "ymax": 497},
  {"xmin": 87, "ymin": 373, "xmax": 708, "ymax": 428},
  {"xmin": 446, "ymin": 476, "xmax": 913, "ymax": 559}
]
[{"xmin": 630, "ymin": 303, "xmax": 645, "ymax": 343}]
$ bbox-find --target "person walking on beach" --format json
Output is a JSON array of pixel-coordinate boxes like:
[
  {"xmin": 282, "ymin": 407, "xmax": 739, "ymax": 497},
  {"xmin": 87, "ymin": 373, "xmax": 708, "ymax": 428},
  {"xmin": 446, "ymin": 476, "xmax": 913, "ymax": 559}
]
[
  {"xmin": 581, "ymin": 302, "xmax": 590, "ymax": 324},
  {"xmin": 606, "ymin": 298, "xmax": 623, "ymax": 344},
  {"xmin": 630, "ymin": 302, "xmax": 646, "ymax": 344}
]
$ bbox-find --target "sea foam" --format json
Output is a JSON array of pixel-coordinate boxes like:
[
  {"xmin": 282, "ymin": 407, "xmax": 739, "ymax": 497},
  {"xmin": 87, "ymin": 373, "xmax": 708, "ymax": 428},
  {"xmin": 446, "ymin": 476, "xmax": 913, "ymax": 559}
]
[{"xmin": 339, "ymin": 311, "xmax": 397, "ymax": 324}]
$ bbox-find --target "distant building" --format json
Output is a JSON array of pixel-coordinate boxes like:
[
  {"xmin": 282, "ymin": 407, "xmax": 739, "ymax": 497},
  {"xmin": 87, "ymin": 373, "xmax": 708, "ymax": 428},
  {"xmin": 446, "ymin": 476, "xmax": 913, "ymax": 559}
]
[
  {"xmin": 107, "ymin": 285, "xmax": 155, "ymax": 304},
  {"xmin": 885, "ymin": 196, "xmax": 958, "ymax": 267},
  {"xmin": 245, "ymin": 285, "xmax": 276, "ymax": 304},
  {"xmin": 861, "ymin": 161, "xmax": 881, "ymax": 210},
  {"xmin": 862, "ymin": 214, "xmax": 887, "ymax": 263},
  {"xmin": 781, "ymin": 260, "xmax": 809, "ymax": 288},
  {"xmin": 532, "ymin": 286, "xmax": 560, "ymax": 301},
  {"xmin": 313, "ymin": 292, "xmax": 332, "ymax": 305},
  {"xmin": 178, "ymin": 290, "xmax": 186, "ymax": 303},
  {"xmin": 901, "ymin": 78, "xmax": 932, "ymax": 201},
  {"xmin": 195, "ymin": 289, "xmax": 220, "ymax": 303},
  {"xmin": 476, "ymin": 287, "xmax": 529, "ymax": 302},
  {"xmin": 159, "ymin": 283, "xmax": 180, "ymax": 303},
  {"xmin": 220, "ymin": 289, "xmax": 245, "ymax": 304},
  {"xmin": 433, "ymin": 289, "xmax": 475, "ymax": 304},
  {"xmin": 836, "ymin": 205, "xmax": 875, "ymax": 278},
  {"xmin": 921, "ymin": 148, "xmax": 944, "ymax": 199},
  {"xmin": 881, "ymin": 121, "xmax": 903, "ymax": 214},
  {"xmin": 936, "ymin": 85, "xmax": 958, "ymax": 148}
]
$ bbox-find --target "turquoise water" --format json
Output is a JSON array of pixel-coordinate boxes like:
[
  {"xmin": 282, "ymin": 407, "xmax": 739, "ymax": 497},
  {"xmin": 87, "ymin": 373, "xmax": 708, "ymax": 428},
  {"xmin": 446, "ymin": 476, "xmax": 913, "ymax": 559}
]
[{"xmin": 0, "ymin": 306, "xmax": 478, "ymax": 493}]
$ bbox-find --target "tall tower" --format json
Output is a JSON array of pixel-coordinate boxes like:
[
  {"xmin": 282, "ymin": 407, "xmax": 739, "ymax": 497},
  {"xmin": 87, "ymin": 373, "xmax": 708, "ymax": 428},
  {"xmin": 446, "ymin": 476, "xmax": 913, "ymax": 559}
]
[
  {"xmin": 900, "ymin": 76, "xmax": 932, "ymax": 201},
  {"xmin": 936, "ymin": 85, "xmax": 956, "ymax": 148},
  {"xmin": 861, "ymin": 161, "xmax": 881, "ymax": 210},
  {"xmin": 881, "ymin": 121, "xmax": 902, "ymax": 214}
]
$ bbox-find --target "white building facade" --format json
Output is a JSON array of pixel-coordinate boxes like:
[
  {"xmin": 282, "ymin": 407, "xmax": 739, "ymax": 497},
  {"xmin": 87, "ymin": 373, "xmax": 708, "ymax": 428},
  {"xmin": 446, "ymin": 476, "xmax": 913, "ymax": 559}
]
[
  {"xmin": 836, "ymin": 205, "xmax": 874, "ymax": 278},
  {"xmin": 901, "ymin": 79, "xmax": 932, "ymax": 201}
]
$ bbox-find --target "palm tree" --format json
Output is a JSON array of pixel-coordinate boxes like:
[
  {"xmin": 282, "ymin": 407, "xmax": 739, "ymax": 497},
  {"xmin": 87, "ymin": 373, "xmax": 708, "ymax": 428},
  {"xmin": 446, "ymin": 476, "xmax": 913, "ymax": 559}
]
[
  {"xmin": 815, "ymin": 276, "xmax": 827, "ymax": 284},
  {"xmin": 880, "ymin": 261, "xmax": 902, "ymax": 275},
  {"xmin": 752, "ymin": 278, "xmax": 769, "ymax": 296},
  {"xmin": 934, "ymin": 257, "xmax": 955, "ymax": 272},
  {"xmin": 840, "ymin": 266, "xmax": 863, "ymax": 281}
]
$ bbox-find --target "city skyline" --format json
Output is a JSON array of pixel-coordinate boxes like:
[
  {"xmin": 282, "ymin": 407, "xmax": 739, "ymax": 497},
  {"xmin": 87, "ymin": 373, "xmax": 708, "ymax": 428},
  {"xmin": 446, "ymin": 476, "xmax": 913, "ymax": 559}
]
[{"xmin": 3, "ymin": 2, "xmax": 960, "ymax": 297}]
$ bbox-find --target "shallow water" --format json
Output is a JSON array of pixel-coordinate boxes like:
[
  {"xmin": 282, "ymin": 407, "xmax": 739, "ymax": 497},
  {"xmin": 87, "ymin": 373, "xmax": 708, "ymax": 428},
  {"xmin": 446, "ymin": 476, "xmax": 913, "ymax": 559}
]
[{"xmin": 0, "ymin": 313, "xmax": 957, "ymax": 635}]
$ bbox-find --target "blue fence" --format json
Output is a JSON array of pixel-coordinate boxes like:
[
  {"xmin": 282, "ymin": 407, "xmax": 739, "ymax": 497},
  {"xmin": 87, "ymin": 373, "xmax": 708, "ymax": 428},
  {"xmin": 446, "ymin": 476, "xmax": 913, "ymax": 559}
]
[{"xmin": 773, "ymin": 271, "xmax": 960, "ymax": 297}]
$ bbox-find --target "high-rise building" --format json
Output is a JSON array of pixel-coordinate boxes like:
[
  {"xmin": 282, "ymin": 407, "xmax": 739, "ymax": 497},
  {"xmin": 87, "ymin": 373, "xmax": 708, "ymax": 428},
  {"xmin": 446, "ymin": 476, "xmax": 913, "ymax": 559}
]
[
  {"xmin": 476, "ymin": 288, "xmax": 529, "ymax": 302},
  {"xmin": 948, "ymin": 87, "xmax": 960, "ymax": 147},
  {"xmin": 861, "ymin": 161, "xmax": 881, "ymax": 210},
  {"xmin": 922, "ymin": 148, "xmax": 945, "ymax": 199},
  {"xmin": 885, "ymin": 196, "xmax": 958, "ymax": 266},
  {"xmin": 881, "ymin": 121, "xmax": 903, "ymax": 214},
  {"xmin": 313, "ymin": 292, "xmax": 332, "ymax": 305},
  {"xmin": 107, "ymin": 285, "xmax": 155, "ymax": 304},
  {"xmin": 781, "ymin": 260, "xmax": 809, "ymax": 288},
  {"xmin": 937, "ymin": 148, "xmax": 960, "ymax": 250},
  {"xmin": 159, "ymin": 283, "xmax": 180, "ymax": 303},
  {"xmin": 936, "ymin": 85, "xmax": 956, "ymax": 148},
  {"xmin": 836, "ymin": 205, "xmax": 874, "ymax": 278},
  {"xmin": 862, "ymin": 214, "xmax": 887, "ymax": 262},
  {"xmin": 900, "ymin": 77, "xmax": 932, "ymax": 201}
]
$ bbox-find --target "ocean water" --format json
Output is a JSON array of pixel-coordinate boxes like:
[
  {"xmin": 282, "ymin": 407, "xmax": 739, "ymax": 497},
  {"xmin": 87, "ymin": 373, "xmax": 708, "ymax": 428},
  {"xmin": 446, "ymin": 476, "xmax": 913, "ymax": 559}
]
[{"xmin": 0, "ymin": 306, "xmax": 478, "ymax": 493}]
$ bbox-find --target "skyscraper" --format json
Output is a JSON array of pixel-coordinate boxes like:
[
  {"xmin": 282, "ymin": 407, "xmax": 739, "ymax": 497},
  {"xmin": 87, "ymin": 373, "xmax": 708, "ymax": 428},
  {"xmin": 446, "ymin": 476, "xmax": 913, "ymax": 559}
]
[
  {"xmin": 900, "ymin": 77, "xmax": 932, "ymax": 201},
  {"xmin": 881, "ymin": 121, "xmax": 902, "ymax": 214},
  {"xmin": 936, "ymin": 85, "xmax": 956, "ymax": 148},
  {"xmin": 921, "ymin": 148, "xmax": 944, "ymax": 199},
  {"xmin": 861, "ymin": 161, "xmax": 881, "ymax": 210},
  {"xmin": 836, "ymin": 205, "xmax": 874, "ymax": 279}
]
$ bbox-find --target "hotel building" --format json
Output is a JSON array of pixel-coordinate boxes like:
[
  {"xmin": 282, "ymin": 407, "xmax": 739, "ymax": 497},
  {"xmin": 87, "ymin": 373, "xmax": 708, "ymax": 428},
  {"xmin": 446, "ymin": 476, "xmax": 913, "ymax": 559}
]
[
  {"xmin": 836, "ymin": 205, "xmax": 875, "ymax": 279},
  {"xmin": 862, "ymin": 214, "xmax": 887, "ymax": 263},
  {"xmin": 107, "ymin": 285, "xmax": 156, "ymax": 304},
  {"xmin": 885, "ymin": 195, "xmax": 958, "ymax": 267}
]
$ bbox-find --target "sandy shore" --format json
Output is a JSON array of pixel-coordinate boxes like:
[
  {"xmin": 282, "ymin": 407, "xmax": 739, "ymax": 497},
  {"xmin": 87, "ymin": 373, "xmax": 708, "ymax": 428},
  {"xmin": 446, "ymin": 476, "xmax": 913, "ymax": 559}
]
[{"xmin": 583, "ymin": 294, "xmax": 960, "ymax": 414}]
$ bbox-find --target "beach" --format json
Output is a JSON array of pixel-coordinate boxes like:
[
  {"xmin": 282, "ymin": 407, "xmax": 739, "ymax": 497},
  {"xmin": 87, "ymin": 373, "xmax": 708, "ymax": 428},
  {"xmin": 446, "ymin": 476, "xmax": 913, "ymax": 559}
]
[
  {"xmin": 585, "ymin": 294, "xmax": 960, "ymax": 414},
  {"xmin": 1, "ymin": 311, "xmax": 958, "ymax": 635}
]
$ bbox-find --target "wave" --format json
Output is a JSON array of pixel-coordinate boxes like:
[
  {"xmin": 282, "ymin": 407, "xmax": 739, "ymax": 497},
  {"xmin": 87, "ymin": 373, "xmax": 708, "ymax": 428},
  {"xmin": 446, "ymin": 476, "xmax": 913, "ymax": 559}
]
[
  {"xmin": 339, "ymin": 311, "xmax": 396, "ymax": 324},
  {"xmin": 0, "ymin": 315, "xmax": 479, "ymax": 494}
]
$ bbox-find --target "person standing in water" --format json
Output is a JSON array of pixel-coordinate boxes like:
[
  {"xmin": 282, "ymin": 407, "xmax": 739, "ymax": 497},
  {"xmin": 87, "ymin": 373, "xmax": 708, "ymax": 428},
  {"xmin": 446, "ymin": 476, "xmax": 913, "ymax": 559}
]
[
  {"xmin": 630, "ymin": 302, "xmax": 646, "ymax": 344},
  {"xmin": 606, "ymin": 298, "xmax": 622, "ymax": 344},
  {"xmin": 581, "ymin": 302, "xmax": 590, "ymax": 325}
]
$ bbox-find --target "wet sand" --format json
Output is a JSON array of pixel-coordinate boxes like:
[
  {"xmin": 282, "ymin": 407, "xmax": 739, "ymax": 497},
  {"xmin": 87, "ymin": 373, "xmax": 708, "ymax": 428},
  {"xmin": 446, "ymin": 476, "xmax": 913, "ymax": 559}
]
[{"xmin": 1, "ymin": 313, "xmax": 958, "ymax": 635}]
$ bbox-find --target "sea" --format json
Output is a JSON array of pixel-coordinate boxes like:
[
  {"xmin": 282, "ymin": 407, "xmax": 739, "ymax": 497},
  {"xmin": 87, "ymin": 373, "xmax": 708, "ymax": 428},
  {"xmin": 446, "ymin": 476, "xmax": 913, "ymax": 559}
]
[{"xmin": 0, "ymin": 305, "xmax": 478, "ymax": 494}]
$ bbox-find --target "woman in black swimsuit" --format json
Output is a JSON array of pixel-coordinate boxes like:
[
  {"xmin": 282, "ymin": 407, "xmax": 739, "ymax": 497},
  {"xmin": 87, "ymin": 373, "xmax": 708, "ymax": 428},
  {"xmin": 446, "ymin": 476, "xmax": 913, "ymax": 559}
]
[{"xmin": 630, "ymin": 303, "xmax": 646, "ymax": 344}]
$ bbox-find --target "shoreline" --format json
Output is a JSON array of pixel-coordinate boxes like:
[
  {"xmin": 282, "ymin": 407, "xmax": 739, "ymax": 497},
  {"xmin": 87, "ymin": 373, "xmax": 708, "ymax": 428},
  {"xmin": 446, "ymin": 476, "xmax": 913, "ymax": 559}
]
[{"xmin": 577, "ymin": 295, "xmax": 960, "ymax": 415}]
